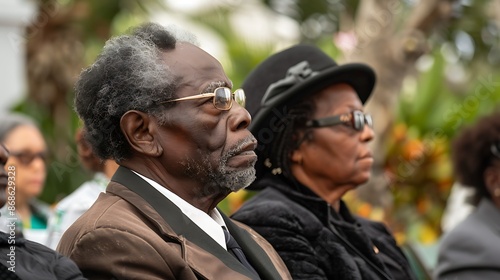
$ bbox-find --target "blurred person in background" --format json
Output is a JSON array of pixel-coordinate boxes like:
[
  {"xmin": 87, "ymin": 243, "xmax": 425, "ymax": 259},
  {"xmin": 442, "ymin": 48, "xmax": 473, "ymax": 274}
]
[
  {"xmin": 435, "ymin": 111, "xmax": 500, "ymax": 279},
  {"xmin": 0, "ymin": 113, "xmax": 50, "ymax": 244},
  {"xmin": 0, "ymin": 142, "xmax": 86, "ymax": 279},
  {"xmin": 231, "ymin": 44, "xmax": 415, "ymax": 280},
  {"xmin": 46, "ymin": 127, "xmax": 119, "ymax": 249}
]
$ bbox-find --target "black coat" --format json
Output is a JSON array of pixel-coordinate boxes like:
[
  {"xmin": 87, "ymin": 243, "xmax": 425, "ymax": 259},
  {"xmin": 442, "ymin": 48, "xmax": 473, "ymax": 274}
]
[
  {"xmin": 0, "ymin": 231, "xmax": 85, "ymax": 280},
  {"xmin": 232, "ymin": 175, "xmax": 415, "ymax": 280}
]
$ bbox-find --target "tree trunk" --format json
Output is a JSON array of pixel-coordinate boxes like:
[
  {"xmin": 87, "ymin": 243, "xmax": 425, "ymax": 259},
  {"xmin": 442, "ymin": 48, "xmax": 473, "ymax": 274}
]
[{"xmin": 345, "ymin": 0, "xmax": 458, "ymax": 207}]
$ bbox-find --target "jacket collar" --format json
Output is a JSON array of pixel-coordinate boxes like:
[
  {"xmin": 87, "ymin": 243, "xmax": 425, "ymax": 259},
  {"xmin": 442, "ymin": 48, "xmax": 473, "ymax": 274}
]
[
  {"xmin": 110, "ymin": 166, "xmax": 281, "ymax": 280},
  {"xmin": 476, "ymin": 198, "xmax": 500, "ymax": 233},
  {"xmin": 0, "ymin": 231, "xmax": 26, "ymax": 246},
  {"xmin": 260, "ymin": 174, "xmax": 356, "ymax": 225}
]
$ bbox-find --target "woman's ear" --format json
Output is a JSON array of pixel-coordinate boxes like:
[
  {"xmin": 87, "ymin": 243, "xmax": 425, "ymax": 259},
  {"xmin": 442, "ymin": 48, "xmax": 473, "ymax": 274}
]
[
  {"xmin": 291, "ymin": 149, "xmax": 303, "ymax": 165},
  {"xmin": 291, "ymin": 130, "xmax": 309, "ymax": 165},
  {"xmin": 120, "ymin": 110, "xmax": 163, "ymax": 157}
]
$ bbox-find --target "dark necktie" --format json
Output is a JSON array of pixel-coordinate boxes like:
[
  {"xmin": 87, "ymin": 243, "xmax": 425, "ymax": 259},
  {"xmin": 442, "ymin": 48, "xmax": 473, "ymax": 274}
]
[{"xmin": 222, "ymin": 227, "xmax": 260, "ymax": 279}]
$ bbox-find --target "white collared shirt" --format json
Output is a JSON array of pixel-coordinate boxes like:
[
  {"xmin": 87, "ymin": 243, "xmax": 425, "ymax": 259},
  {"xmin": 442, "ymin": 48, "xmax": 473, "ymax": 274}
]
[{"xmin": 133, "ymin": 171, "xmax": 228, "ymax": 250}]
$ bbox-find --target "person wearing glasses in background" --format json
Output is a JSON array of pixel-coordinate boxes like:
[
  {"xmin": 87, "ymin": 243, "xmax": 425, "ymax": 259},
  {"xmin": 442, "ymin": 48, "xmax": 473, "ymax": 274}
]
[
  {"xmin": 435, "ymin": 111, "xmax": 500, "ymax": 280},
  {"xmin": 0, "ymin": 143, "xmax": 86, "ymax": 279},
  {"xmin": 0, "ymin": 113, "xmax": 50, "ymax": 245},
  {"xmin": 57, "ymin": 22, "xmax": 291, "ymax": 279},
  {"xmin": 231, "ymin": 45, "xmax": 416, "ymax": 280}
]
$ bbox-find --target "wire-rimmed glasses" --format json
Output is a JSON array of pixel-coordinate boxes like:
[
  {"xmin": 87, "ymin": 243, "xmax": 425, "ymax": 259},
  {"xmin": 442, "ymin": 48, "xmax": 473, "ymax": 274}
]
[{"xmin": 160, "ymin": 87, "xmax": 245, "ymax": 111}]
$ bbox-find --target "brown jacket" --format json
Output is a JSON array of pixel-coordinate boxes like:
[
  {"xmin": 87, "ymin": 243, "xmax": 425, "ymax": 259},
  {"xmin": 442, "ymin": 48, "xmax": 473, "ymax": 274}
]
[{"xmin": 57, "ymin": 167, "xmax": 291, "ymax": 280}]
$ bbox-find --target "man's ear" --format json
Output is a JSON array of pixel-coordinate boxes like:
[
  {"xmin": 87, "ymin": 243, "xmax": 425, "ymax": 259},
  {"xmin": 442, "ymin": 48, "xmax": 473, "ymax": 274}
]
[{"xmin": 120, "ymin": 110, "xmax": 163, "ymax": 157}]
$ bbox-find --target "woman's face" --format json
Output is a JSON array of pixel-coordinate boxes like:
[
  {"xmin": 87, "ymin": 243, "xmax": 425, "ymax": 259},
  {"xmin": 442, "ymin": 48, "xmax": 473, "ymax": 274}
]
[
  {"xmin": 484, "ymin": 160, "xmax": 500, "ymax": 209},
  {"xmin": 3, "ymin": 125, "xmax": 47, "ymax": 200},
  {"xmin": 292, "ymin": 83, "xmax": 374, "ymax": 192}
]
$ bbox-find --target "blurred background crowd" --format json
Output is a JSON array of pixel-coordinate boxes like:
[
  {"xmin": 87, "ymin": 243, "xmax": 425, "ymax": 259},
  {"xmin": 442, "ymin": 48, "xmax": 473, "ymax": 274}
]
[{"xmin": 1, "ymin": 0, "xmax": 500, "ymax": 277}]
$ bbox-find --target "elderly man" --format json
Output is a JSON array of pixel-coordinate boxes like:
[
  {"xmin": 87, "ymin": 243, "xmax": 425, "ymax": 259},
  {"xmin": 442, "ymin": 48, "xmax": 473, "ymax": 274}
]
[{"xmin": 57, "ymin": 23, "xmax": 290, "ymax": 280}]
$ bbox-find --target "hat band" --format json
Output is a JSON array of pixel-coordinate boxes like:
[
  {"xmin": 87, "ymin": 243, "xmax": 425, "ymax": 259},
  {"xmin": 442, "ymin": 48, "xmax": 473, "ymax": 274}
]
[{"xmin": 261, "ymin": 61, "xmax": 318, "ymax": 105}]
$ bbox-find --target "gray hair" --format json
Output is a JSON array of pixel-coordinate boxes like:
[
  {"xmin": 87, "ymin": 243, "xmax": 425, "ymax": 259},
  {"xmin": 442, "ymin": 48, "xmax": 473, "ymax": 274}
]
[
  {"xmin": 0, "ymin": 113, "xmax": 37, "ymax": 143},
  {"xmin": 74, "ymin": 22, "xmax": 199, "ymax": 162}
]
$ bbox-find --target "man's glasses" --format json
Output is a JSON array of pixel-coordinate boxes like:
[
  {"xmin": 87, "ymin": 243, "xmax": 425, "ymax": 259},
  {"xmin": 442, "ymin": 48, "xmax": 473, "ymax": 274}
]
[
  {"xmin": 9, "ymin": 151, "xmax": 48, "ymax": 166},
  {"xmin": 160, "ymin": 87, "xmax": 246, "ymax": 111},
  {"xmin": 306, "ymin": 110, "xmax": 373, "ymax": 131}
]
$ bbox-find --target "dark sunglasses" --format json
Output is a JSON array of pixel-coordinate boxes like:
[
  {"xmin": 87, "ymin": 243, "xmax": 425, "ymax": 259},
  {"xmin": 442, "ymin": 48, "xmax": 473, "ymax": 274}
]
[
  {"xmin": 306, "ymin": 110, "xmax": 373, "ymax": 131},
  {"xmin": 9, "ymin": 150, "xmax": 48, "ymax": 166},
  {"xmin": 160, "ymin": 87, "xmax": 246, "ymax": 111}
]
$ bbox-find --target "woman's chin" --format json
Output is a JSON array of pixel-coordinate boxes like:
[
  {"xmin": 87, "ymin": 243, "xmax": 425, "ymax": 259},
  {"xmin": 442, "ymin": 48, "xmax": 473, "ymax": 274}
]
[
  {"xmin": 352, "ymin": 173, "xmax": 372, "ymax": 187},
  {"xmin": 25, "ymin": 185, "xmax": 45, "ymax": 198}
]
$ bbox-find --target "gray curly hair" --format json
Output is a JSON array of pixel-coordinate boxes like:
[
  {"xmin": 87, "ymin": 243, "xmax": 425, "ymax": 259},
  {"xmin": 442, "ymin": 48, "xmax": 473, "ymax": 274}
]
[{"xmin": 74, "ymin": 22, "xmax": 199, "ymax": 162}]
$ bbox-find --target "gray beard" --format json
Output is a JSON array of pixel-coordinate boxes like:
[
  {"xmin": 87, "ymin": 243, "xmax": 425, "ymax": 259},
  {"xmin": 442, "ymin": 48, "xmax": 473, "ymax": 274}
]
[
  {"xmin": 210, "ymin": 157, "xmax": 256, "ymax": 192},
  {"xmin": 181, "ymin": 139, "xmax": 256, "ymax": 197}
]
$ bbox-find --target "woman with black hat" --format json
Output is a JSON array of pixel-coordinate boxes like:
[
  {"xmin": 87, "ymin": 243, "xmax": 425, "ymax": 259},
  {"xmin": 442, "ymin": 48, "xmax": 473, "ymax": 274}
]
[{"xmin": 231, "ymin": 44, "xmax": 415, "ymax": 280}]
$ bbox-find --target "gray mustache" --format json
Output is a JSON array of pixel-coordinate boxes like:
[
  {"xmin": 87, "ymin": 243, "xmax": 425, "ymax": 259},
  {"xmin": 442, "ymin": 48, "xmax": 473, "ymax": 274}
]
[{"xmin": 225, "ymin": 136, "xmax": 257, "ymax": 158}]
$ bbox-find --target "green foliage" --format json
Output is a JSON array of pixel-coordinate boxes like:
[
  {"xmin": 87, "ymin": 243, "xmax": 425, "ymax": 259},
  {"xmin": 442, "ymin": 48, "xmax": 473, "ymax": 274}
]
[
  {"xmin": 399, "ymin": 50, "xmax": 500, "ymax": 138},
  {"xmin": 444, "ymin": 1, "xmax": 498, "ymax": 64},
  {"xmin": 183, "ymin": 4, "xmax": 277, "ymax": 88},
  {"xmin": 386, "ymin": 47, "xmax": 500, "ymax": 242},
  {"xmin": 262, "ymin": 0, "xmax": 345, "ymax": 41}
]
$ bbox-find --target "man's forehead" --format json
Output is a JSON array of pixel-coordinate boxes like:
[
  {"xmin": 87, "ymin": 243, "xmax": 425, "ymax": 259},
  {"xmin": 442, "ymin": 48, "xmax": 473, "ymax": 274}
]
[
  {"xmin": 160, "ymin": 43, "xmax": 230, "ymax": 91},
  {"xmin": 163, "ymin": 43, "xmax": 221, "ymax": 69}
]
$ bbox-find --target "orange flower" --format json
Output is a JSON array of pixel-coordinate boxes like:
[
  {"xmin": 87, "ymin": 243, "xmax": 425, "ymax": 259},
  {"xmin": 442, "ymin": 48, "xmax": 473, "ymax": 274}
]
[
  {"xmin": 402, "ymin": 139, "xmax": 425, "ymax": 161},
  {"xmin": 392, "ymin": 123, "xmax": 408, "ymax": 142},
  {"xmin": 416, "ymin": 198, "xmax": 429, "ymax": 214},
  {"xmin": 357, "ymin": 203, "xmax": 372, "ymax": 218}
]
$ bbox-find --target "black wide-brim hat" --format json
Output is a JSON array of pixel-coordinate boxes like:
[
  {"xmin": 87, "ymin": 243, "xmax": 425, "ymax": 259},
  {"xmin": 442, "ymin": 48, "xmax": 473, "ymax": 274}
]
[{"xmin": 243, "ymin": 44, "xmax": 376, "ymax": 185}]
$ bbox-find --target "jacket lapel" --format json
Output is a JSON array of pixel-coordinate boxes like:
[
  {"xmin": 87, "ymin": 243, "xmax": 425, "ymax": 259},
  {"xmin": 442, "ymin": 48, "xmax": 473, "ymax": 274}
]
[
  {"xmin": 222, "ymin": 215, "xmax": 283, "ymax": 280},
  {"xmin": 110, "ymin": 166, "xmax": 257, "ymax": 279},
  {"xmin": 476, "ymin": 198, "xmax": 500, "ymax": 234}
]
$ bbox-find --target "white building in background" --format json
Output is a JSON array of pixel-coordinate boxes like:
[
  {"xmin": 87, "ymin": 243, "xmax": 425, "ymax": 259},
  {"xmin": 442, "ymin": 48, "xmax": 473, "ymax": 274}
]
[{"xmin": 0, "ymin": 0, "xmax": 36, "ymax": 114}]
